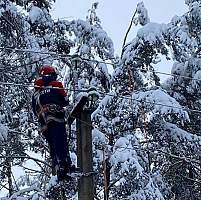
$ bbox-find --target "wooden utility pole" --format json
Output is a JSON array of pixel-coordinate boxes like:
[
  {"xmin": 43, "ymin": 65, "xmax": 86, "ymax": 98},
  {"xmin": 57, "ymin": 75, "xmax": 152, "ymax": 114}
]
[
  {"xmin": 77, "ymin": 108, "xmax": 94, "ymax": 200},
  {"xmin": 6, "ymin": 159, "xmax": 13, "ymax": 197},
  {"xmin": 68, "ymin": 91, "xmax": 97, "ymax": 200}
]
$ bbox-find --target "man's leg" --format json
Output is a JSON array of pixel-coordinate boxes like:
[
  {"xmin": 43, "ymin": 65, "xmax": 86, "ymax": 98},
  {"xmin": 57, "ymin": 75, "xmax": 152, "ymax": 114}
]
[
  {"xmin": 48, "ymin": 122, "xmax": 73, "ymax": 180},
  {"xmin": 48, "ymin": 122, "xmax": 72, "ymax": 169},
  {"xmin": 43, "ymin": 129, "xmax": 58, "ymax": 173}
]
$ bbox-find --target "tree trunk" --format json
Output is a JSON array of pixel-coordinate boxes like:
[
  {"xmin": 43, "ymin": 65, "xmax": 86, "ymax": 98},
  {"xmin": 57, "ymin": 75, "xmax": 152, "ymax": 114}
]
[{"xmin": 6, "ymin": 160, "xmax": 13, "ymax": 197}]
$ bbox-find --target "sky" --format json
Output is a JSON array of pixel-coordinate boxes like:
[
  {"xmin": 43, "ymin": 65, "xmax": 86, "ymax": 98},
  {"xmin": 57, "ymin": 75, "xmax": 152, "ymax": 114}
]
[
  {"xmin": 52, "ymin": 0, "xmax": 188, "ymax": 81},
  {"xmin": 52, "ymin": 0, "xmax": 188, "ymax": 53}
]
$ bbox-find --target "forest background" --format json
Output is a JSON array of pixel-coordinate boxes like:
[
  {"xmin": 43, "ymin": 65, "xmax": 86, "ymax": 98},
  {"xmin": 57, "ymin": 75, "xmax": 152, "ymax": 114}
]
[{"xmin": 0, "ymin": 0, "xmax": 200, "ymax": 200}]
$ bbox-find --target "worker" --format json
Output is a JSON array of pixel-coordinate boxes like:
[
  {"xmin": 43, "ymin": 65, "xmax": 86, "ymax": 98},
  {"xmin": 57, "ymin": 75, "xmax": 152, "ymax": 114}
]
[{"xmin": 32, "ymin": 65, "xmax": 74, "ymax": 181}]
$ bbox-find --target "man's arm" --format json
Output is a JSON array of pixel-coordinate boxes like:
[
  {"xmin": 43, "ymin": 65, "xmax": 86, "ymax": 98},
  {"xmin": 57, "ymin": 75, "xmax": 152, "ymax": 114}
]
[
  {"xmin": 32, "ymin": 79, "xmax": 43, "ymax": 116},
  {"xmin": 32, "ymin": 93, "xmax": 38, "ymax": 116}
]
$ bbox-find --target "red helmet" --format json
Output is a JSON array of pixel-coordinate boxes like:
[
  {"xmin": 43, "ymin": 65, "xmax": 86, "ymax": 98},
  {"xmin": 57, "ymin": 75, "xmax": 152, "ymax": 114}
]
[{"xmin": 39, "ymin": 65, "xmax": 56, "ymax": 76}]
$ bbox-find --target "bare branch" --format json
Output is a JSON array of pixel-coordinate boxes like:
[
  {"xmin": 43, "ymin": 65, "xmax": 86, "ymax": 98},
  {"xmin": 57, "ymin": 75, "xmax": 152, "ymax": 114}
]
[
  {"xmin": 0, "ymin": 182, "xmax": 10, "ymax": 191},
  {"xmin": 121, "ymin": 9, "xmax": 137, "ymax": 58},
  {"xmin": 180, "ymin": 175, "xmax": 201, "ymax": 185},
  {"xmin": 0, "ymin": 155, "xmax": 51, "ymax": 167}
]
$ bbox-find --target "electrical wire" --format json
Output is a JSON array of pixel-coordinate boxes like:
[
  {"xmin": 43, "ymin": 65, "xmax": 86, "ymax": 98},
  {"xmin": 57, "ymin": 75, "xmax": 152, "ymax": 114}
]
[
  {"xmin": 71, "ymin": 116, "xmax": 201, "ymax": 165},
  {"xmin": 1, "ymin": 46, "xmax": 201, "ymax": 82},
  {"xmin": 155, "ymin": 71, "xmax": 201, "ymax": 81},
  {"xmin": 0, "ymin": 47, "xmax": 114, "ymax": 65},
  {"xmin": 0, "ymin": 80, "xmax": 201, "ymax": 114}
]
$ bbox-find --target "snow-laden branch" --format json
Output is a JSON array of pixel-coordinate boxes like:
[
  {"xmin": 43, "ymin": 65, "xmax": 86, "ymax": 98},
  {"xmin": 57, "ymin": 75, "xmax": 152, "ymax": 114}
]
[{"xmin": 9, "ymin": 185, "xmax": 44, "ymax": 199}]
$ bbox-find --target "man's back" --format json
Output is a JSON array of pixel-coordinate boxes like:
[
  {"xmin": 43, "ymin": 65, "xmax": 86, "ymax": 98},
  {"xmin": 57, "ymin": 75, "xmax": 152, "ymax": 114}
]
[
  {"xmin": 37, "ymin": 80, "xmax": 68, "ymax": 107},
  {"xmin": 32, "ymin": 79, "xmax": 69, "ymax": 129}
]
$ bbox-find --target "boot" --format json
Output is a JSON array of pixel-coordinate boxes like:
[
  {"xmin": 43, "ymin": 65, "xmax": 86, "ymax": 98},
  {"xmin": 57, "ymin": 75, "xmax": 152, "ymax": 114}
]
[
  {"xmin": 56, "ymin": 161, "xmax": 72, "ymax": 181},
  {"xmin": 69, "ymin": 165, "xmax": 81, "ymax": 173}
]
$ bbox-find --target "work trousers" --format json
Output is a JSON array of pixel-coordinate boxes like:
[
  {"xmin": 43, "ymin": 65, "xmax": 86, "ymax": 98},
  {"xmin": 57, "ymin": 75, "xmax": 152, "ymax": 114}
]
[{"xmin": 43, "ymin": 121, "xmax": 71, "ymax": 168}]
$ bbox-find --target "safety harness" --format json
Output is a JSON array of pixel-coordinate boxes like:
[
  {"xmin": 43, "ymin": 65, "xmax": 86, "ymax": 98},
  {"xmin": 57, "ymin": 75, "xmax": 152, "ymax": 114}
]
[{"xmin": 34, "ymin": 87, "xmax": 66, "ymax": 133}]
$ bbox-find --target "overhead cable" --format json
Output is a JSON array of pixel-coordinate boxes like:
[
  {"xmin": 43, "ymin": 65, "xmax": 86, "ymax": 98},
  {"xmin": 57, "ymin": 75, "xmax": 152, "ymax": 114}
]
[
  {"xmin": 0, "ymin": 46, "xmax": 201, "ymax": 82},
  {"xmin": 0, "ymin": 81, "xmax": 201, "ymax": 114}
]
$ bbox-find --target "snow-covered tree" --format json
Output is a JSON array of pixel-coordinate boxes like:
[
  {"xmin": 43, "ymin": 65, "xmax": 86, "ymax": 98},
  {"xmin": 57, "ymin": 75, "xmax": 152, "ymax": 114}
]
[
  {"xmin": 54, "ymin": 2, "xmax": 114, "ymax": 100},
  {"xmin": 92, "ymin": 1, "xmax": 201, "ymax": 199},
  {"xmin": 0, "ymin": 0, "xmax": 200, "ymax": 200},
  {"xmin": 161, "ymin": 1, "xmax": 201, "ymax": 199},
  {"xmin": 0, "ymin": 1, "xmax": 114, "ymax": 199},
  {"xmin": 92, "ymin": 3, "xmax": 166, "ymax": 199},
  {"xmin": 0, "ymin": 0, "xmax": 54, "ymax": 198}
]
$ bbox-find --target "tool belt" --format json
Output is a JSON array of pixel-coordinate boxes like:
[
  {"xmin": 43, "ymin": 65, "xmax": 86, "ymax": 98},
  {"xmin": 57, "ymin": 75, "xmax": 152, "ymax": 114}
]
[
  {"xmin": 37, "ymin": 104, "xmax": 66, "ymax": 133},
  {"xmin": 40, "ymin": 104, "xmax": 65, "ymax": 114}
]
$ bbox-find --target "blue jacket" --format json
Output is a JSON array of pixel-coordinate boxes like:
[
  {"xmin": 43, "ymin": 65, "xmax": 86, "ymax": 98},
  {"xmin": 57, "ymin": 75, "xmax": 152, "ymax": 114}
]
[{"xmin": 32, "ymin": 79, "xmax": 69, "ymax": 132}]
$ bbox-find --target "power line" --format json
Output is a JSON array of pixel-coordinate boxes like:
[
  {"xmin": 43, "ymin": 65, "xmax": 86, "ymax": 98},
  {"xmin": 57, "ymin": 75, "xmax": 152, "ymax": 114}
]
[
  {"xmin": 0, "ymin": 80, "xmax": 201, "ymax": 114},
  {"xmin": 155, "ymin": 71, "xmax": 201, "ymax": 82},
  {"xmin": 1, "ymin": 46, "xmax": 201, "ymax": 82},
  {"xmin": 71, "ymin": 116, "xmax": 201, "ymax": 165},
  {"xmin": 105, "ymin": 92, "xmax": 201, "ymax": 113},
  {"xmin": 0, "ymin": 47, "xmax": 114, "ymax": 65},
  {"xmin": 0, "ymin": 47, "xmax": 201, "ymax": 113}
]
